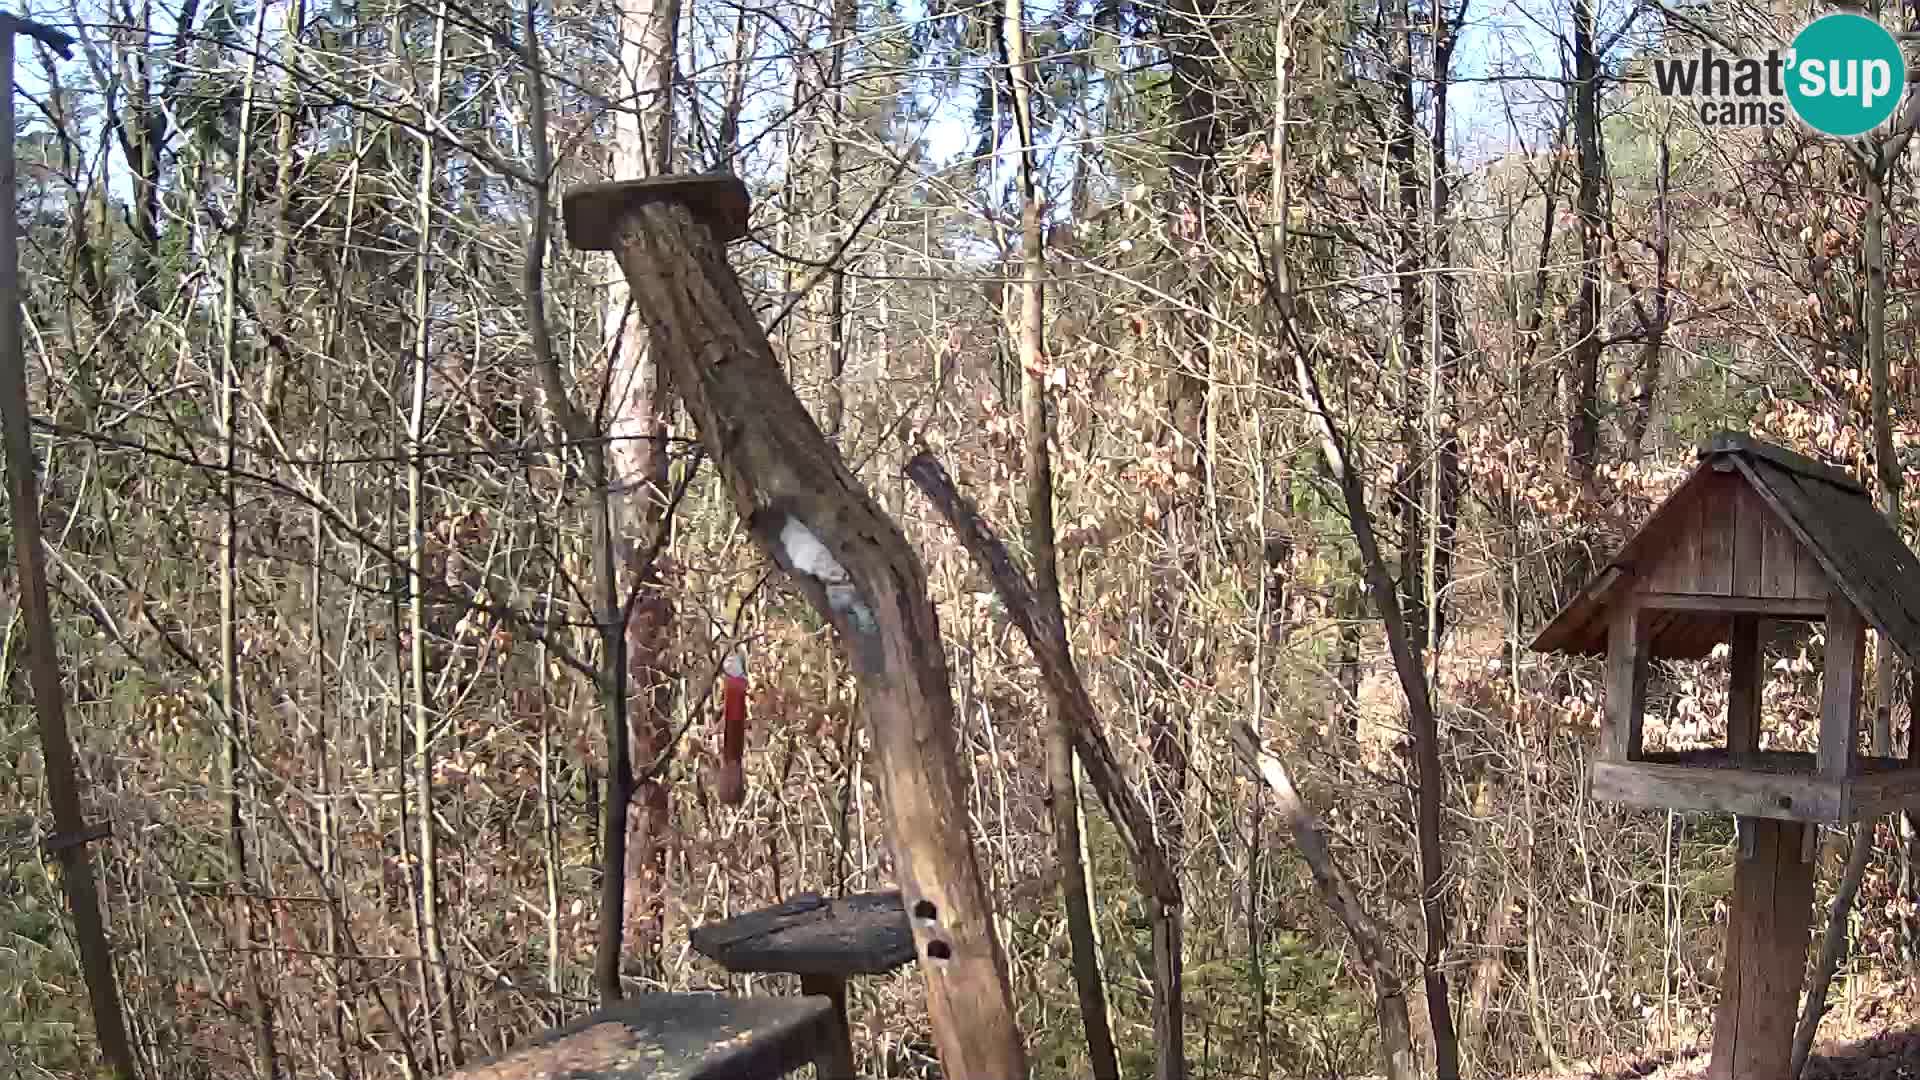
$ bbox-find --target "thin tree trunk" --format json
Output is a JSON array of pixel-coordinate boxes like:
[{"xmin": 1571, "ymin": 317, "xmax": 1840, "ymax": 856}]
[
  {"xmin": 1003, "ymin": 3, "xmax": 1118, "ymax": 1072},
  {"xmin": 1624, "ymin": 119, "xmax": 1671, "ymax": 463},
  {"xmin": 1280, "ymin": 296, "xmax": 1459, "ymax": 1080},
  {"xmin": 1567, "ymin": 0, "xmax": 1603, "ymax": 483},
  {"xmin": 1230, "ymin": 724, "xmax": 1417, "ymax": 1080},
  {"xmin": 261, "ymin": 0, "xmax": 306, "ymax": 427},
  {"xmin": 822, "ymin": 0, "xmax": 854, "ymax": 440},
  {"xmin": 0, "ymin": 22, "xmax": 139, "ymax": 1080},
  {"xmin": 407, "ymin": 0, "xmax": 457, "ymax": 1060},
  {"xmin": 1793, "ymin": 822, "xmax": 1873, "ymax": 1078},
  {"xmin": 218, "ymin": 4, "xmax": 277, "ymax": 1072}
]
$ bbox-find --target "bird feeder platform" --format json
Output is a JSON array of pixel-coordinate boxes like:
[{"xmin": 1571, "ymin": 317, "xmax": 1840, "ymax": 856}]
[
  {"xmin": 1531, "ymin": 431, "xmax": 1920, "ymax": 1080},
  {"xmin": 446, "ymin": 993, "xmax": 837, "ymax": 1080},
  {"xmin": 691, "ymin": 891, "xmax": 915, "ymax": 1080}
]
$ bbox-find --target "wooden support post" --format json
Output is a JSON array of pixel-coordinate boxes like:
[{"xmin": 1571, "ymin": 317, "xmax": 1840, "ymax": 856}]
[
  {"xmin": 1728, "ymin": 615, "xmax": 1762, "ymax": 758},
  {"xmin": 1731, "ymin": 614, "xmax": 1766, "ymax": 863},
  {"xmin": 1822, "ymin": 596, "xmax": 1865, "ymax": 781},
  {"xmin": 801, "ymin": 974, "xmax": 856, "ymax": 1080},
  {"xmin": 1604, "ymin": 603, "xmax": 1648, "ymax": 762},
  {"xmin": 561, "ymin": 174, "xmax": 1028, "ymax": 1080},
  {"xmin": 1708, "ymin": 818, "xmax": 1816, "ymax": 1080}
]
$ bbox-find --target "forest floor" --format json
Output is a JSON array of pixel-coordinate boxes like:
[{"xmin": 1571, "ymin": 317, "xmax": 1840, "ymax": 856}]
[{"xmin": 1522, "ymin": 975, "xmax": 1920, "ymax": 1080}]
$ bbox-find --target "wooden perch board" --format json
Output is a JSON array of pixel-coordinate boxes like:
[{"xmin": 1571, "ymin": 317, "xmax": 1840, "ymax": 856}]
[
  {"xmin": 447, "ymin": 994, "xmax": 834, "ymax": 1080},
  {"xmin": 690, "ymin": 891, "xmax": 916, "ymax": 977}
]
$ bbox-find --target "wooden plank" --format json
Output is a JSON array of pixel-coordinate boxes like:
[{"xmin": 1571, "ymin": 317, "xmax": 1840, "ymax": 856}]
[
  {"xmin": 1793, "ymin": 536, "xmax": 1828, "ymax": 600},
  {"xmin": 1697, "ymin": 473, "xmax": 1735, "ymax": 595},
  {"xmin": 1821, "ymin": 594, "xmax": 1866, "ymax": 780},
  {"xmin": 691, "ymin": 891, "xmax": 915, "ymax": 977},
  {"xmin": 800, "ymin": 975, "xmax": 857, "ymax": 1080},
  {"xmin": 447, "ymin": 993, "xmax": 836, "ymax": 1080},
  {"xmin": 1728, "ymin": 615, "xmax": 1762, "ymax": 754},
  {"xmin": 1590, "ymin": 760, "xmax": 1843, "ymax": 821},
  {"xmin": 1636, "ymin": 593, "xmax": 1824, "ymax": 618},
  {"xmin": 1848, "ymin": 766, "xmax": 1920, "ymax": 818},
  {"xmin": 1604, "ymin": 603, "xmax": 1648, "ymax": 762},
  {"xmin": 1707, "ymin": 818, "xmax": 1816, "ymax": 1080},
  {"xmin": 1732, "ymin": 480, "xmax": 1767, "ymax": 596},
  {"xmin": 1757, "ymin": 488, "xmax": 1800, "ymax": 599}
]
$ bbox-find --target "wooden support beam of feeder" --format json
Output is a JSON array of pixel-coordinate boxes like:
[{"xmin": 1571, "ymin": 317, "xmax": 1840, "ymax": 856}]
[
  {"xmin": 1707, "ymin": 818, "xmax": 1816, "ymax": 1080},
  {"xmin": 561, "ymin": 174, "xmax": 1028, "ymax": 1080},
  {"xmin": 1822, "ymin": 594, "xmax": 1865, "ymax": 782},
  {"xmin": 1729, "ymin": 614, "xmax": 1765, "ymax": 861},
  {"xmin": 1603, "ymin": 603, "xmax": 1648, "ymax": 762}
]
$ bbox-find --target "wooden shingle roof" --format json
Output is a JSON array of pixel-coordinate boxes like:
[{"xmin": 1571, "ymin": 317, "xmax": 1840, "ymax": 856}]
[{"xmin": 1530, "ymin": 431, "xmax": 1920, "ymax": 664}]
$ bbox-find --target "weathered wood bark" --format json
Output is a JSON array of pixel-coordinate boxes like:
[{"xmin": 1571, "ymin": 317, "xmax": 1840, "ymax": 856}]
[
  {"xmin": 563, "ymin": 174, "xmax": 1028, "ymax": 1080},
  {"xmin": 0, "ymin": 23, "xmax": 138, "ymax": 1080},
  {"xmin": 1230, "ymin": 723, "xmax": 1417, "ymax": 1080},
  {"xmin": 1708, "ymin": 819, "xmax": 1815, "ymax": 1080}
]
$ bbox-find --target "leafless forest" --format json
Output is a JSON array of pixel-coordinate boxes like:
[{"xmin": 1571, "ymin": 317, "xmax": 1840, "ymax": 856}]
[{"xmin": 6, "ymin": 0, "xmax": 1920, "ymax": 1076}]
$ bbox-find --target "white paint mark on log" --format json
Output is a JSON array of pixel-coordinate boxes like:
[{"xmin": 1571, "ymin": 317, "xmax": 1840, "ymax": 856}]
[{"xmin": 780, "ymin": 517, "xmax": 849, "ymax": 584}]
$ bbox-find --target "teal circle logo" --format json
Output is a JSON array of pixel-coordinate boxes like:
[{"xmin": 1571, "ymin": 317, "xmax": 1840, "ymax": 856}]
[{"xmin": 1787, "ymin": 13, "xmax": 1905, "ymax": 137}]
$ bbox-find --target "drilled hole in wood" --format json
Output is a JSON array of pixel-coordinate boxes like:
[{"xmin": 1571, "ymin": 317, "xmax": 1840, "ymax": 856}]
[
  {"xmin": 925, "ymin": 939, "xmax": 952, "ymax": 960},
  {"xmin": 912, "ymin": 899, "xmax": 937, "ymax": 921}
]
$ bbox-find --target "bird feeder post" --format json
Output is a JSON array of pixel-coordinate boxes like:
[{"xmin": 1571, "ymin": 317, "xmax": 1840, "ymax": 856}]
[{"xmin": 560, "ymin": 174, "xmax": 1028, "ymax": 1080}]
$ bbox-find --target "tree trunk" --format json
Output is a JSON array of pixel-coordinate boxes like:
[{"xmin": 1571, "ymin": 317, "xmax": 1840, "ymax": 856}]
[
  {"xmin": 566, "ymin": 177, "xmax": 1029, "ymax": 1079},
  {"xmin": 0, "ymin": 25, "xmax": 139, "ymax": 1079},
  {"xmin": 407, "ymin": 0, "xmax": 457, "ymax": 1059},
  {"xmin": 599, "ymin": 0, "xmax": 682, "ymax": 993},
  {"xmin": 1567, "ymin": 0, "xmax": 1604, "ymax": 484},
  {"xmin": 1003, "ymin": 2, "xmax": 1120, "ymax": 1075},
  {"xmin": 218, "ymin": 5, "xmax": 278, "ymax": 1072},
  {"xmin": 1231, "ymin": 723, "xmax": 1418, "ymax": 1080}
]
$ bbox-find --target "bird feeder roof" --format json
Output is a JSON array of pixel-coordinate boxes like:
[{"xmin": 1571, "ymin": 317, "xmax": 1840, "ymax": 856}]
[{"xmin": 1530, "ymin": 431, "xmax": 1920, "ymax": 664}]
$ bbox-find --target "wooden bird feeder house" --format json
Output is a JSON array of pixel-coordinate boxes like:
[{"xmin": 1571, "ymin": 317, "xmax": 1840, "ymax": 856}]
[
  {"xmin": 1533, "ymin": 431, "xmax": 1920, "ymax": 824},
  {"xmin": 1531, "ymin": 430, "xmax": 1920, "ymax": 1080}
]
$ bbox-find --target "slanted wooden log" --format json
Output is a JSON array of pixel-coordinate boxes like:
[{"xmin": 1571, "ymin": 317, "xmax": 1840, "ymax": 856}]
[{"xmin": 562, "ymin": 173, "xmax": 1028, "ymax": 1080}]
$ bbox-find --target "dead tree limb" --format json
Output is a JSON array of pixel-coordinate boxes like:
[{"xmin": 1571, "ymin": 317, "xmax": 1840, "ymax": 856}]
[
  {"xmin": 1229, "ymin": 721, "xmax": 1417, "ymax": 1080},
  {"xmin": 906, "ymin": 451, "xmax": 1178, "ymax": 908},
  {"xmin": 561, "ymin": 173, "xmax": 1027, "ymax": 1080}
]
